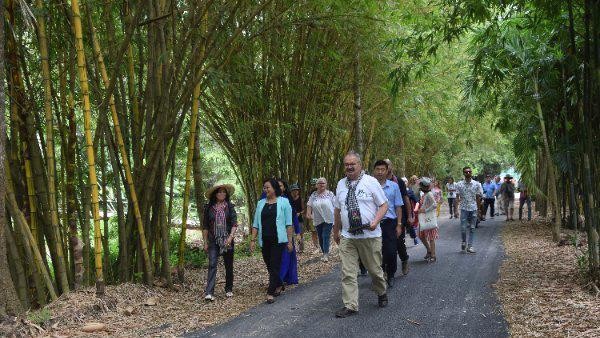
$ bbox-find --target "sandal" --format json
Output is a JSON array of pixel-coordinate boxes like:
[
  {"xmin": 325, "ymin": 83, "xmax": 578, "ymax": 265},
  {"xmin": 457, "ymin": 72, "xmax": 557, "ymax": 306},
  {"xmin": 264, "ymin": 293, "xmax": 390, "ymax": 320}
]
[
  {"xmin": 274, "ymin": 285, "xmax": 284, "ymax": 297},
  {"xmin": 429, "ymin": 256, "xmax": 437, "ymax": 263},
  {"xmin": 424, "ymin": 252, "xmax": 431, "ymax": 260}
]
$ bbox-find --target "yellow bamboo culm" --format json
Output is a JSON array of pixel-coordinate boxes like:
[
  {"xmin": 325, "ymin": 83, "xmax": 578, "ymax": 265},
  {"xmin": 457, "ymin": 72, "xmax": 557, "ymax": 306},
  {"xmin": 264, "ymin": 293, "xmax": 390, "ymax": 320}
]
[
  {"xmin": 23, "ymin": 154, "xmax": 37, "ymax": 243},
  {"xmin": 177, "ymin": 83, "xmax": 200, "ymax": 282},
  {"xmin": 36, "ymin": 0, "xmax": 70, "ymax": 294},
  {"xmin": 89, "ymin": 24, "xmax": 153, "ymax": 283},
  {"xmin": 70, "ymin": 0, "xmax": 105, "ymax": 296},
  {"xmin": 177, "ymin": 12, "xmax": 207, "ymax": 282}
]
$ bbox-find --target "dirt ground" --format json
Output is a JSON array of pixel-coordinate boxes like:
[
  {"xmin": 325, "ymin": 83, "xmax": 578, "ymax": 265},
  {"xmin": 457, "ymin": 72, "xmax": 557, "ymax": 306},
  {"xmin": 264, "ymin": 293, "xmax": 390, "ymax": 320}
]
[
  {"xmin": 495, "ymin": 218, "xmax": 600, "ymax": 337},
  {"xmin": 0, "ymin": 243, "xmax": 339, "ymax": 337}
]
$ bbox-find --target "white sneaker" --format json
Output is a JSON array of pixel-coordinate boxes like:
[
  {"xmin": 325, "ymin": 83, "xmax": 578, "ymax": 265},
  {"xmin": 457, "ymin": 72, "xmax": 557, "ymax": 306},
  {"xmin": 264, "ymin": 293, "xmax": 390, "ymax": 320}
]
[
  {"xmin": 321, "ymin": 254, "xmax": 329, "ymax": 262},
  {"xmin": 225, "ymin": 292, "xmax": 233, "ymax": 298},
  {"xmin": 204, "ymin": 294, "xmax": 215, "ymax": 301},
  {"xmin": 467, "ymin": 247, "xmax": 476, "ymax": 254}
]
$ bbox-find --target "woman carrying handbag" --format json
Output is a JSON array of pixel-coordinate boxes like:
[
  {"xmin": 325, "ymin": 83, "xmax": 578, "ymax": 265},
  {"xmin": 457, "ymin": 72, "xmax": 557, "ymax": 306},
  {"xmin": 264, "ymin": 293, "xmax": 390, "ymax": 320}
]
[{"xmin": 415, "ymin": 178, "xmax": 438, "ymax": 262}]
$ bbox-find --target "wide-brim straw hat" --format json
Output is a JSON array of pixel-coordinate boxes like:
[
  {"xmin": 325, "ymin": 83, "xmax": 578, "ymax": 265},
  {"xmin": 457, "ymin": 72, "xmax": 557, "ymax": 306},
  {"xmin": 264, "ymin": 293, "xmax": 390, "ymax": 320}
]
[{"xmin": 205, "ymin": 183, "xmax": 235, "ymax": 199}]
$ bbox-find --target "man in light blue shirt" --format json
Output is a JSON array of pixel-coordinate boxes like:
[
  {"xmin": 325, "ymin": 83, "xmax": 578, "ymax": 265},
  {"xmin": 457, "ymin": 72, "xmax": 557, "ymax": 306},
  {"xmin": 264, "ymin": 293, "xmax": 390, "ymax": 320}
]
[
  {"xmin": 373, "ymin": 160, "xmax": 404, "ymax": 287},
  {"xmin": 482, "ymin": 175, "xmax": 497, "ymax": 220}
]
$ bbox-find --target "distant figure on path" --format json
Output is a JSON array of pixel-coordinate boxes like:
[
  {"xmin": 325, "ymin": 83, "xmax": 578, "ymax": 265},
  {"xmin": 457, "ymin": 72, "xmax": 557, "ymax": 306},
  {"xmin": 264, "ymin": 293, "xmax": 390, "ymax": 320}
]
[
  {"xmin": 305, "ymin": 179, "xmax": 321, "ymax": 252},
  {"xmin": 289, "ymin": 184, "xmax": 305, "ymax": 252},
  {"xmin": 456, "ymin": 167, "xmax": 483, "ymax": 254},
  {"xmin": 333, "ymin": 151, "xmax": 388, "ymax": 318},
  {"xmin": 373, "ymin": 160, "xmax": 404, "ymax": 287},
  {"xmin": 202, "ymin": 183, "xmax": 238, "ymax": 301},
  {"xmin": 250, "ymin": 179, "xmax": 294, "ymax": 304},
  {"xmin": 494, "ymin": 176, "xmax": 504, "ymax": 216},
  {"xmin": 499, "ymin": 175, "xmax": 515, "ymax": 221},
  {"xmin": 306, "ymin": 177, "xmax": 336, "ymax": 262},
  {"xmin": 408, "ymin": 175, "xmax": 420, "ymax": 197},
  {"xmin": 446, "ymin": 177, "xmax": 458, "ymax": 218},
  {"xmin": 416, "ymin": 178, "xmax": 439, "ymax": 262},
  {"xmin": 482, "ymin": 175, "xmax": 497, "ymax": 220},
  {"xmin": 518, "ymin": 180, "xmax": 532, "ymax": 221}
]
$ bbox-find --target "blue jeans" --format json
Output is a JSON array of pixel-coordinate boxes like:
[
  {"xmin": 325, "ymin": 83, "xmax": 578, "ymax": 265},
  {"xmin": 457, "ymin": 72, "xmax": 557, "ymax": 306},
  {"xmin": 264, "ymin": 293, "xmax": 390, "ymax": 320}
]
[
  {"xmin": 460, "ymin": 210, "xmax": 477, "ymax": 246},
  {"xmin": 316, "ymin": 222, "xmax": 333, "ymax": 254}
]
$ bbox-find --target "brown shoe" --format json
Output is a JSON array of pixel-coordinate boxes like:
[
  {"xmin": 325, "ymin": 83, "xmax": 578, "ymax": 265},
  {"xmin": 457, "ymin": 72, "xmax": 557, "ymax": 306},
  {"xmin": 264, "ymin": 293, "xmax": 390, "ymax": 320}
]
[
  {"xmin": 335, "ymin": 307, "xmax": 357, "ymax": 318},
  {"xmin": 402, "ymin": 261, "xmax": 409, "ymax": 275}
]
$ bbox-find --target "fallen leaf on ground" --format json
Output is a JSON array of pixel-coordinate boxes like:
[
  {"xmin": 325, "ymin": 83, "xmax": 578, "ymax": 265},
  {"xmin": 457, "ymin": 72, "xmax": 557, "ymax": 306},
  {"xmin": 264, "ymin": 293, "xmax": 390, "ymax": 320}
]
[
  {"xmin": 81, "ymin": 322, "xmax": 106, "ymax": 333},
  {"xmin": 406, "ymin": 319, "xmax": 421, "ymax": 326},
  {"xmin": 144, "ymin": 297, "xmax": 158, "ymax": 306}
]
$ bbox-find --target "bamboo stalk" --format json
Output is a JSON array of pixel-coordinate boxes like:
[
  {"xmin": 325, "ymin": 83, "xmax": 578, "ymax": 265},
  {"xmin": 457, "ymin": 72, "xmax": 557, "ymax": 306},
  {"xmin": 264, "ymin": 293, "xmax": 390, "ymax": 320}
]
[
  {"xmin": 70, "ymin": 0, "xmax": 105, "ymax": 296},
  {"xmin": 177, "ymin": 82, "xmax": 201, "ymax": 282},
  {"xmin": 177, "ymin": 11, "xmax": 207, "ymax": 282},
  {"xmin": 6, "ymin": 161, "xmax": 58, "ymax": 301},
  {"xmin": 89, "ymin": 22, "xmax": 153, "ymax": 284},
  {"xmin": 35, "ymin": 0, "xmax": 70, "ymax": 294},
  {"xmin": 4, "ymin": 220, "xmax": 30, "ymax": 308}
]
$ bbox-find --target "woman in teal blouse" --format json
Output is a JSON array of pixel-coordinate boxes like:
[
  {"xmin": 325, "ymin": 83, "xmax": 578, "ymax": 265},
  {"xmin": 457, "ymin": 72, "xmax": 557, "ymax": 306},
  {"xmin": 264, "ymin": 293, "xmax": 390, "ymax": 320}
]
[{"xmin": 250, "ymin": 178, "xmax": 294, "ymax": 303}]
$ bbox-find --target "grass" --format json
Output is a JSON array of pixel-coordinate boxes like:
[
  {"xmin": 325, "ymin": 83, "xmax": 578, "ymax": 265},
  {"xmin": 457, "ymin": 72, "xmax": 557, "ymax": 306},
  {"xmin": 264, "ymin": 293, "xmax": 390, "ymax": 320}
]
[{"xmin": 27, "ymin": 308, "xmax": 52, "ymax": 325}]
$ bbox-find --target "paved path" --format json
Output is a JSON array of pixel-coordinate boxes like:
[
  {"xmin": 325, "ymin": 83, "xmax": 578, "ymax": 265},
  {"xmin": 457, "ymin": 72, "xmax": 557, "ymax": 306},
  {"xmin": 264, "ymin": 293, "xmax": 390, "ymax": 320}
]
[{"xmin": 190, "ymin": 215, "xmax": 509, "ymax": 338}]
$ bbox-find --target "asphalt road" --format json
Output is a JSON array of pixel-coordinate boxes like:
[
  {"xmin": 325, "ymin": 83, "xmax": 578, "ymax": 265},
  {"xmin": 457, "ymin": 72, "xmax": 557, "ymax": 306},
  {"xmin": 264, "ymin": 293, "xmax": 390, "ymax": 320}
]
[{"xmin": 190, "ymin": 214, "xmax": 509, "ymax": 338}]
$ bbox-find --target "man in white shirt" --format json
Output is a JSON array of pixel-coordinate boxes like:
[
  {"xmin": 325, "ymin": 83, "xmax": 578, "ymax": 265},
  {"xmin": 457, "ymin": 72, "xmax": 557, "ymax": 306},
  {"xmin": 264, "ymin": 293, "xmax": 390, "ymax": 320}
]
[
  {"xmin": 456, "ymin": 166, "xmax": 483, "ymax": 254},
  {"xmin": 333, "ymin": 151, "xmax": 389, "ymax": 318}
]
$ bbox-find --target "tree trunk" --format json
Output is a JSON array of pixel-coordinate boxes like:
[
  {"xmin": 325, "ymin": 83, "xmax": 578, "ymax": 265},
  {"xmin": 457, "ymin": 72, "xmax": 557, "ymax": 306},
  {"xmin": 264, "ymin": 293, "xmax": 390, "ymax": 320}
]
[
  {"xmin": 533, "ymin": 77, "xmax": 560, "ymax": 241},
  {"xmin": 0, "ymin": 2, "xmax": 23, "ymax": 315},
  {"xmin": 353, "ymin": 50, "xmax": 364, "ymax": 156},
  {"xmin": 35, "ymin": 0, "xmax": 70, "ymax": 295},
  {"xmin": 4, "ymin": 221, "xmax": 29, "ymax": 308}
]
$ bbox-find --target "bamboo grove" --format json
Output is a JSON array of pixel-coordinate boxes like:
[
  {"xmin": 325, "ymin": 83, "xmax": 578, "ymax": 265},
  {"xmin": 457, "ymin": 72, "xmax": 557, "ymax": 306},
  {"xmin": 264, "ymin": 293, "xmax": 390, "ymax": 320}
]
[
  {"xmin": 0, "ymin": 0, "xmax": 407, "ymax": 314},
  {"xmin": 435, "ymin": 0, "xmax": 600, "ymax": 287}
]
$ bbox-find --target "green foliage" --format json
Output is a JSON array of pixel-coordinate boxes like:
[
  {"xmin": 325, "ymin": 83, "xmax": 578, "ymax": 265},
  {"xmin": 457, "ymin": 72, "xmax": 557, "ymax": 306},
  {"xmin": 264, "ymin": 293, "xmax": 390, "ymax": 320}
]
[{"xmin": 27, "ymin": 308, "xmax": 52, "ymax": 325}]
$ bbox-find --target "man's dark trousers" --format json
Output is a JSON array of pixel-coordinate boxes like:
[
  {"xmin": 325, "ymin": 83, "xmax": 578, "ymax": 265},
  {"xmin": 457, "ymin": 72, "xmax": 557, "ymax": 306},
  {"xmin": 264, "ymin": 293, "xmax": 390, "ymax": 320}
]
[
  {"xmin": 381, "ymin": 218, "xmax": 399, "ymax": 278},
  {"xmin": 483, "ymin": 198, "xmax": 495, "ymax": 218}
]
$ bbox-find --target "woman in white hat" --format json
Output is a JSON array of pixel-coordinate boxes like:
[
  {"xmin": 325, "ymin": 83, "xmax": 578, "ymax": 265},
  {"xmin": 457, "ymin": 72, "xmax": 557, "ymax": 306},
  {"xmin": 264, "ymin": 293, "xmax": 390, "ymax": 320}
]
[{"xmin": 201, "ymin": 183, "xmax": 237, "ymax": 301}]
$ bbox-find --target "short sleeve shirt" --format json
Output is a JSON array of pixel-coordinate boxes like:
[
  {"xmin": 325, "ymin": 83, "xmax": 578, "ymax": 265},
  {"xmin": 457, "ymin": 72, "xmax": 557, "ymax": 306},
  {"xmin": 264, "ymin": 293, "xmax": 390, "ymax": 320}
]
[
  {"xmin": 482, "ymin": 182, "xmax": 496, "ymax": 199},
  {"xmin": 334, "ymin": 174, "xmax": 387, "ymax": 239},
  {"xmin": 446, "ymin": 183, "xmax": 457, "ymax": 198},
  {"xmin": 307, "ymin": 190, "xmax": 336, "ymax": 225},
  {"xmin": 456, "ymin": 179, "xmax": 483, "ymax": 211},
  {"xmin": 381, "ymin": 180, "xmax": 404, "ymax": 220}
]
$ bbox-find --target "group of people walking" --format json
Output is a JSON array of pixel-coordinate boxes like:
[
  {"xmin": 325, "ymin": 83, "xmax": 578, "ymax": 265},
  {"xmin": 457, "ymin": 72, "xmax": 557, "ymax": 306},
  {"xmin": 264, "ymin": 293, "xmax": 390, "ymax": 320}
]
[{"xmin": 198, "ymin": 151, "xmax": 533, "ymax": 317}]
